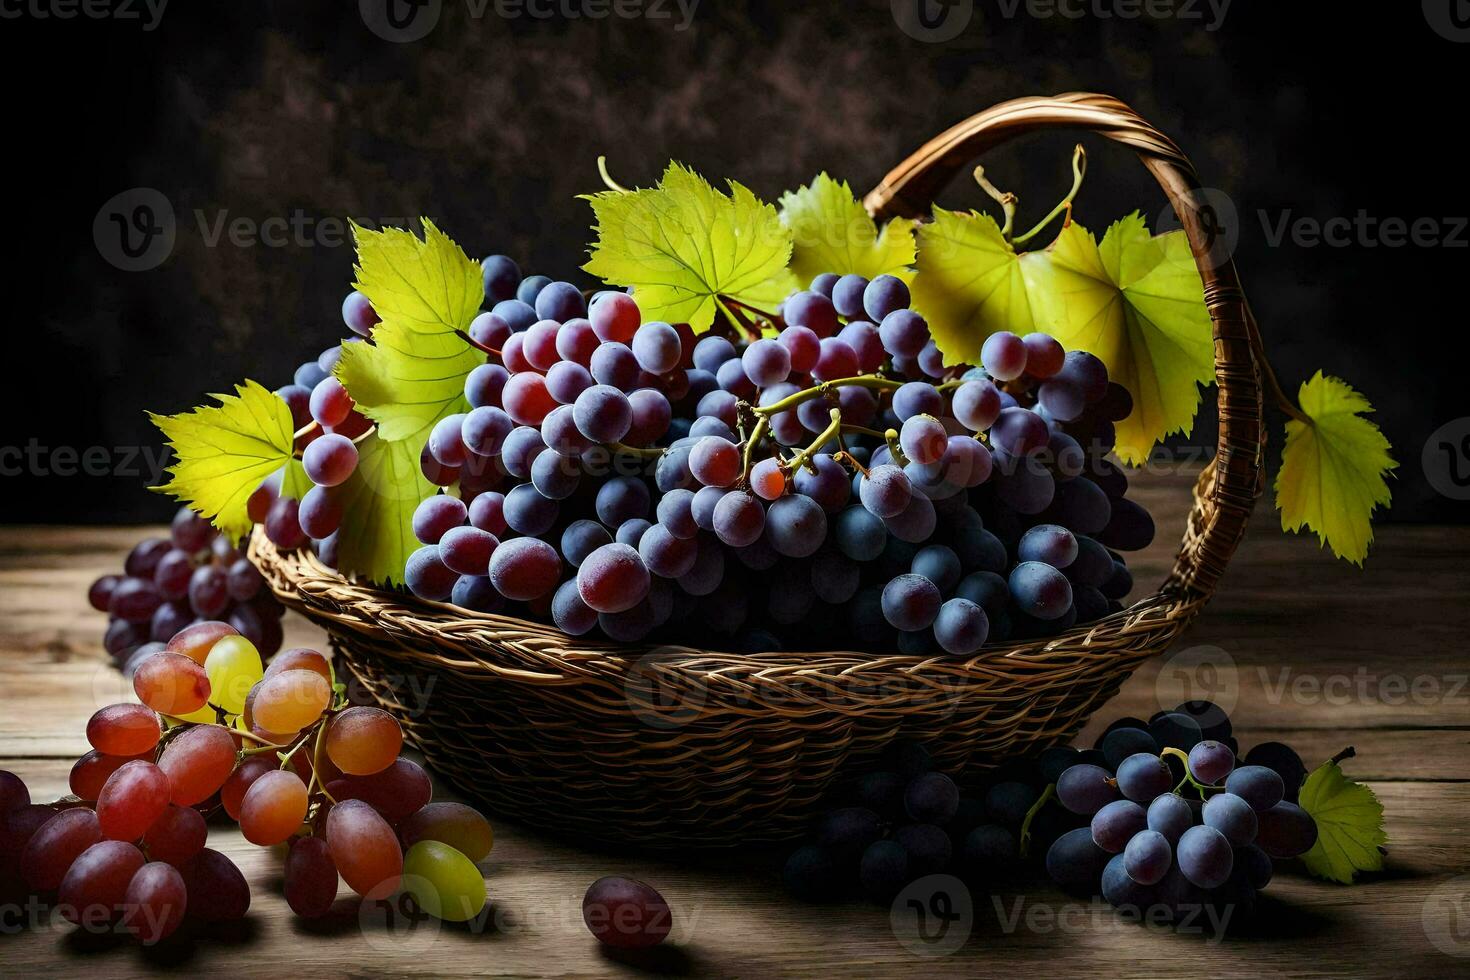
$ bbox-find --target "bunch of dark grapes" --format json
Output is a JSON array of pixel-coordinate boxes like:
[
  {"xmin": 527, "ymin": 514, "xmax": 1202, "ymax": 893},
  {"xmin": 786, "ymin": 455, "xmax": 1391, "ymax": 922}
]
[
  {"xmin": 784, "ymin": 704, "xmax": 1319, "ymax": 928},
  {"xmin": 1047, "ymin": 702, "xmax": 1317, "ymax": 923},
  {"xmin": 88, "ymin": 508, "xmax": 285, "ymax": 676},
  {"xmin": 0, "ymin": 621, "xmax": 493, "ymax": 943},
  {"xmin": 252, "ymin": 259, "xmax": 1154, "ymax": 654}
]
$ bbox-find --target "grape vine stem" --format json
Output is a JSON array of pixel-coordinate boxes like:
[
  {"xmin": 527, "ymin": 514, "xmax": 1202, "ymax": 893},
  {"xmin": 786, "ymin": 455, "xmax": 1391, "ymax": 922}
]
[
  {"xmin": 752, "ymin": 375, "xmax": 904, "ymax": 417},
  {"xmin": 1012, "ymin": 144, "xmax": 1088, "ymax": 247},
  {"xmin": 1018, "ymin": 783, "xmax": 1058, "ymax": 858}
]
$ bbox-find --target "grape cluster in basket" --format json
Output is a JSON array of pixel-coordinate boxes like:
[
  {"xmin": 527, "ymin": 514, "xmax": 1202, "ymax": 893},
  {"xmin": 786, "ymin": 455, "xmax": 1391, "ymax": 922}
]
[
  {"xmin": 258, "ymin": 257, "xmax": 1154, "ymax": 654},
  {"xmin": 88, "ymin": 510, "xmax": 285, "ymax": 674},
  {"xmin": 0, "ymin": 621, "xmax": 493, "ymax": 944},
  {"xmin": 783, "ymin": 702, "xmax": 1319, "ymax": 930}
]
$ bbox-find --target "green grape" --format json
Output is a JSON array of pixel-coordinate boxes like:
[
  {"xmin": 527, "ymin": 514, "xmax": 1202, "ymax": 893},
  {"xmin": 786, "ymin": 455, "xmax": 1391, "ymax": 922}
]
[
  {"xmin": 202, "ymin": 635, "xmax": 263, "ymax": 716},
  {"xmin": 401, "ymin": 840, "xmax": 486, "ymax": 922}
]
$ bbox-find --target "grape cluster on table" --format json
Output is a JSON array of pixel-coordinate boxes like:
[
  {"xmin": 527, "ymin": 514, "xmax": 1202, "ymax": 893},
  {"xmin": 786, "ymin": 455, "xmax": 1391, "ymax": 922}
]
[
  {"xmin": 783, "ymin": 702, "xmax": 1318, "ymax": 931},
  {"xmin": 0, "ymin": 621, "xmax": 493, "ymax": 943},
  {"xmin": 258, "ymin": 257, "xmax": 1155, "ymax": 655},
  {"xmin": 89, "ymin": 509, "xmax": 285, "ymax": 676}
]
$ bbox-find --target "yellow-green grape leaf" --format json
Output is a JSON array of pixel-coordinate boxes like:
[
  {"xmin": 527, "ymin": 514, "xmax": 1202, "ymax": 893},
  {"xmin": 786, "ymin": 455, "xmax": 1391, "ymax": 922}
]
[
  {"xmin": 279, "ymin": 458, "xmax": 312, "ymax": 502},
  {"xmin": 910, "ymin": 206, "xmax": 1045, "ymax": 368},
  {"xmin": 150, "ymin": 380, "xmax": 298, "ymax": 539},
  {"xmin": 1028, "ymin": 214, "xmax": 1216, "ymax": 464},
  {"xmin": 779, "ymin": 173, "xmax": 916, "ymax": 286},
  {"xmin": 331, "ymin": 433, "xmax": 435, "ymax": 586},
  {"xmin": 1275, "ymin": 372, "xmax": 1396, "ymax": 565},
  {"xmin": 336, "ymin": 219, "xmax": 483, "ymax": 443},
  {"xmin": 1299, "ymin": 757, "xmax": 1387, "ymax": 883},
  {"xmin": 583, "ymin": 162, "xmax": 794, "ymax": 332}
]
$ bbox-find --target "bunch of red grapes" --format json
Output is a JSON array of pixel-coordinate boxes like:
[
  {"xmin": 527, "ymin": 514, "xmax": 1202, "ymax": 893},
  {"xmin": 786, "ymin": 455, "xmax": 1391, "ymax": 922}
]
[{"xmin": 0, "ymin": 622, "xmax": 493, "ymax": 944}]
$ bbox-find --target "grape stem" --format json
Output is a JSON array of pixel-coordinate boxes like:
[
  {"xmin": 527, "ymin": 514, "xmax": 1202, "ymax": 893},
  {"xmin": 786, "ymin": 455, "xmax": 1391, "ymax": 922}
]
[
  {"xmin": 1018, "ymin": 783, "xmax": 1058, "ymax": 858},
  {"xmin": 596, "ymin": 156, "xmax": 631, "ymax": 193},
  {"xmin": 738, "ymin": 414, "xmax": 770, "ymax": 488},
  {"xmin": 454, "ymin": 327, "xmax": 501, "ymax": 359},
  {"xmin": 305, "ymin": 719, "xmax": 337, "ymax": 805},
  {"xmin": 1012, "ymin": 144, "xmax": 1088, "ymax": 247},
  {"xmin": 1161, "ymin": 746, "xmax": 1223, "ymax": 796},
  {"xmin": 785, "ymin": 409, "xmax": 843, "ymax": 474},
  {"xmin": 605, "ymin": 442, "xmax": 666, "ymax": 460},
  {"xmin": 884, "ymin": 428, "xmax": 909, "ymax": 467},
  {"xmin": 973, "ymin": 164, "xmax": 1019, "ymax": 238},
  {"xmin": 752, "ymin": 375, "xmax": 904, "ymax": 417}
]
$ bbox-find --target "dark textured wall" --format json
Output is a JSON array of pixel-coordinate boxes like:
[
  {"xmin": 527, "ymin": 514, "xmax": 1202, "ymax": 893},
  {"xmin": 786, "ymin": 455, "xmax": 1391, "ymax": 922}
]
[{"xmin": 8, "ymin": 2, "xmax": 1469, "ymax": 523}]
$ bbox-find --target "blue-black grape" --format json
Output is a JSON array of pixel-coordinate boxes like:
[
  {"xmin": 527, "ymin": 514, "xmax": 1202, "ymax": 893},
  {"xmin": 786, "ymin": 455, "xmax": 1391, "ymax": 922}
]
[
  {"xmin": 1057, "ymin": 764, "xmax": 1120, "ymax": 816},
  {"xmin": 894, "ymin": 823, "xmax": 951, "ymax": 877},
  {"xmin": 1224, "ymin": 766, "xmax": 1285, "ymax": 812},
  {"xmin": 1255, "ymin": 801, "xmax": 1318, "ymax": 858},
  {"xmin": 1045, "ymin": 826, "xmax": 1111, "ymax": 892},
  {"xmin": 1116, "ymin": 753, "xmax": 1174, "ymax": 802},
  {"xmin": 1100, "ymin": 727, "xmax": 1159, "ymax": 771},
  {"xmin": 1146, "ymin": 793, "xmax": 1193, "ymax": 844},
  {"xmin": 1242, "ymin": 743, "xmax": 1306, "ymax": 803},
  {"xmin": 1176, "ymin": 825, "xmax": 1233, "ymax": 889},
  {"xmin": 1202, "ymin": 792, "xmax": 1258, "ymax": 846},
  {"xmin": 904, "ymin": 772, "xmax": 959, "ymax": 824},
  {"xmin": 1090, "ymin": 799, "xmax": 1147, "ymax": 853},
  {"xmin": 1122, "ymin": 829, "xmax": 1172, "ymax": 886}
]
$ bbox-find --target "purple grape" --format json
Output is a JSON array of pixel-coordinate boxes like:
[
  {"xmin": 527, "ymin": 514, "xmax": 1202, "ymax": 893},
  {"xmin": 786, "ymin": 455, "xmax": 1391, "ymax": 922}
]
[
  {"xmin": 862, "ymin": 274, "xmax": 910, "ymax": 321},
  {"xmin": 981, "ymin": 331, "xmax": 1028, "ymax": 381}
]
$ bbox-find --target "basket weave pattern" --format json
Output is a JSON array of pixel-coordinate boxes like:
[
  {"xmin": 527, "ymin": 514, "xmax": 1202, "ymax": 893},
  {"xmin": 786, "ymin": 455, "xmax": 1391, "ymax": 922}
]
[{"xmin": 252, "ymin": 93, "xmax": 1265, "ymax": 845}]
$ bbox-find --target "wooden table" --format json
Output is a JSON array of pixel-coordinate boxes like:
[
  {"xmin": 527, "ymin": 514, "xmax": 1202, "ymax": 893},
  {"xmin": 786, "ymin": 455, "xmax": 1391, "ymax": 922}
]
[{"xmin": 3, "ymin": 471, "xmax": 1468, "ymax": 978}]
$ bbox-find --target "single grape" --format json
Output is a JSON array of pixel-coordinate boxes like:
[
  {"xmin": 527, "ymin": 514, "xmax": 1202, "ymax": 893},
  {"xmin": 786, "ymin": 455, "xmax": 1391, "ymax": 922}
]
[
  {"xmin": 1022, "ymin": 333, "xmax": 1065, "ymax": 377},
  {"xmin": 689, "ymin": 436, "xmax": 741, "ymax": 488},
  {"xmin": 577, "ymin": 543, "xmax": 650, "ymax": 613},
  {"xmin": 1149, "ymin": 712, "xmax": 1205, "ymax": 752},
  {"xmin": 590, "ymin": 291, "xmax": 640, "ymax": 343},
  {"xmin": 1202, "ymin": 791, "xmax": 1258, "ymax": 846},
  {"xmin": 1091, "ymin": 799, "xmax": 1148, "ymax": 853},
  {"xmin": 1145, "ymin": 793, "xmax": 1193, "ymax": 845},
  {"xmin": 402, "ymin": 840, "xmax": 487, "ymax": 922},
  {"xmin": 1018, "ymin": 524, "xmax": 1078, "ymax": 570},
  {"xmin": 741, "ymin": 337, "xmax": 791, "ymax": 387},
  {"xmin": 462, "ymin": 405, "xmax": 513, "ymax": 457},
  {"xmin": 399, "ymin": 801, "xmax": 494, "ymax": 862},
  {"xmin": 180, "ymin": 847, "xmax": 251, "ymax": 922},
  {"xmin": 1057, "ymin": 764, "xmax": 1121, "ymax": 816},
  {"xmin": 834, "ymin": 505, "xmax": 886, "ymax": 561},
  {"xmin": 132, "ymin": 652, "xmax": 211, "ymax": 717},
  {"xmin": 1057, "ymin": 350, "xmax": 1109, "ymax": 401},
  {"xmin": 1177, "ymin": 824, "xmax": 1234, "ymax": 889},
  {"xmin": 326, "ymin": 706, "xmax": 404, "ymax": 776},
  {"xmin": 1255, "ymin": 801, "xmax": 1319, "ymax": 858},
  {"xmin": 342, "ymin": 289, "xmax": 379, "ymax": 336},
  {"xmin": 157, "ymin": 724, "xmax": 237, "ymax": 806},
  {"xmin": 1242, "ymin": 743, "xmax": 1307, "ymax": 804},
  {"xmin": 862, "ymin": 274, "xmax": 910, "ymax": 321},
  {"xmin": 1188, "ymin": 740, "xmax": 1236, "ymax": 785},
  {"xmin": 590, "ymin": 342, "xmax": 641, "ymax": 390},
  {"xmin": 765, "ymin": 494, "xmax": 827, "ymax": 558},
  {"xmin": 1045, "ymin": 826, "xmax": 1111, "ymax": 892},
  {"xmin": 502, "ymin": 483, "xmax": 559, "ymax": 536},
  {"xmin": 1123, "ymin": 828, "xmax": 1172, "ymax": 886},
  {"xmin": 933, "ymin": 598, "xmax": 989, "ymax": 655},
  {"xmin": 980, "ymin": 331, "xmax": 1028, "ymax": 380},
  {"xmin": 639, "ymin": 524, "xmax": 699, "ymax": 578},
  {"xmin": 21, "ymin": 807, "xmax": 102, "ymax": 890},
  {"xmin": 282, "ymin": 835, "xmax": 339, "ymax": 919},
  {"xmin": 238, "ymin": 769, "xmax": 309, "ymax": 846},
  {"xmin": 1224, "ymin": 765, "xmax": 1286, "ymax": 812},
  {"xmin": 783, "ymin": 290, "xmax": 839, "ymax": 336},
  {"xmin": 58, "ymin": 839, "xmax": 145, "ymax": 924},
  {"xmin": 252, "ymin": 668, "xmax": 332, "ymax": 734},
  {"xmin": 86, "ymin": 703, "xmax": 162, "ymax": 757},
  {"xmin": 1009, "ymin": 561, "xmax": 1073, "ymax": 621},
  {"xmin": 858, "ymin": 839, "xmax": 910, "ymax": 902},
  {"xmin": 573, "ymin": 384, "xmax": 633, "ymax": 444},
  {"xmin": 325, "ymin": 799, "xmax": 404, "ymax": 900},
  {"xmin": 583, "ymin": 875, "xmax": 673, "ymax": 949},
  {"xmin": 749, "ymin": 457, "xmax": 786, "ymax": 501},
  {"xmin": 859, "ymin": 464, "xmax": 912, "ymax": 518}
]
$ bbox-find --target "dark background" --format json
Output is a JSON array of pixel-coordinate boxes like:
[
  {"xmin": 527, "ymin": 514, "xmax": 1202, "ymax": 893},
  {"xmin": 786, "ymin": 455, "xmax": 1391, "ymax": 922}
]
[{"xmin": 6, "ymin": 1, "xmax": 1467, "ymax": 523}]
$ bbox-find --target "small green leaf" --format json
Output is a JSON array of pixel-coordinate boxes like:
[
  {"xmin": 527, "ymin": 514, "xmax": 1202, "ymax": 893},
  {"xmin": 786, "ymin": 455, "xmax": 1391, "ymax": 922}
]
[
  {"xmin": 1299, "ymin": 756, "xmax": 1387, "ymax": 883},
  {"xmin": 336, "ymin": 219, "xmax": 484, "ymax": 443},
  {"xmin": 583, "ymin": 162, "xmax": 794, "ymax": 331},
  {"xmin": 910, "ymin": 206, "xmax": 1044, "ymax": 368},
  {"xmin": 1027, "ymin": 215, "xmax": 1216, "ymax": 464},
  {"xmin": 332, "ymin": 433, "xmax": 435, "ymax": 586},
  {"xmin": 779, "ymin": 173, "xmax": 916, "ymax": 286},
  {"xmin": 150, "ymin": 380, "xmax": 297, "ymax": 539},
  {"xmin": 1275, "ymin": 372, "xmax": 1396, "ymax": 565}
]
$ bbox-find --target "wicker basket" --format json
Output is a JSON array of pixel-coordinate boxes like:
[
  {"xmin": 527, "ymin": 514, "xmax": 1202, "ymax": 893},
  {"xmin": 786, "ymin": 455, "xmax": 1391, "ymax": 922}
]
[{"xmin": 251, "ymin": 93, "xmax": 1265, "ymax": 846}]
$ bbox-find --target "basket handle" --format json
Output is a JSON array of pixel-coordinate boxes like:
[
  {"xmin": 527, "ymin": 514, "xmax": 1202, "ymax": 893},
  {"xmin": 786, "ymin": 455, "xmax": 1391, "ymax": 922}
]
[{"xmin": 864, "ymin": 92, "xmax": 1264, "ymax": 595}]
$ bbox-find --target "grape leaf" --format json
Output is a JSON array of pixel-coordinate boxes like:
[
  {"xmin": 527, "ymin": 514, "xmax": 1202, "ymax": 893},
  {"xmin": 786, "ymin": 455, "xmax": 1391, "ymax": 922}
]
[
  {"xmin": 335, "ymin": 219, "xmax": 484, "ymax": 443},
  {"xmin": 582, "ymin": 162, "xmax": 795, "ymax": 331},
  {"xmin": 1275, "ymin": 372, "xmax": 1396, "ymax": 565},
  {"xmin": 779, "ymin": 173, "xmax": 916, "ymax": 287},
  {"xmin": 910, "ymin": 206, "xmax": 1046, "ymax": 368},
  {"xmin": 149, "ymin": 380, "xmax": 298, "ymax": 539},
  {"xmin": 1299, "ymin": 757, "xmax": 1387, "ymax": 883},
  {"xmin": 1027, "ymin": 215, "xmax": 1216, "ymax": 464},
  {"xmin": 331, "ymin": 433, "xmax": 435, "ymax": 587}
]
